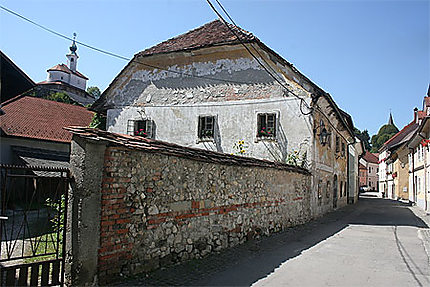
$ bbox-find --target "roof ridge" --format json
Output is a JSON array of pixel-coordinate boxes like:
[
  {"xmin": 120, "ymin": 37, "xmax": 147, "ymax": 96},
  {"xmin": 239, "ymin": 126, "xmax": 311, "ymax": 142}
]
[
  {"xmin": 19, "ymin": 95, "xmax": 90, "ymax": 110},
  {"xmin": 383, "ymin": 120, "xmax": 417, "ymax": 147},
  {"xmin": 136, "ymin": 19, "xmax": 256, "ymax": 57}
]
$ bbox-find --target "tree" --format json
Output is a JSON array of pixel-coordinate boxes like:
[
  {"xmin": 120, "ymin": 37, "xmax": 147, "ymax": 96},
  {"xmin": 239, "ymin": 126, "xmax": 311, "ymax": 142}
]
[
  {"xmin": 370, "ymin": 124, "xmax": 399, "ymax": 152},
  {"xmin": 353, "ymin": 128, "xmax": 371, "ymax": 151},
  {"xmin": 87, "ymin": 86, "xmax": 101, "ymax": 100},
  {"xmin": 89, "ymin": 113, "xmax": 106, "ymax": 130},
  {"xmin": 44, "ymin": 91, "xmax": 75, "ymax": 104}
]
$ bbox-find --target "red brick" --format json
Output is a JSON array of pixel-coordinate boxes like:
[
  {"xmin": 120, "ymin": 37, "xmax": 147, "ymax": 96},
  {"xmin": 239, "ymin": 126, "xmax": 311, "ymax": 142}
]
[
  {"xmin": 101, "ymin": 220, "xmax": 115, "ymax": 227},
  {"xmin": 116, "ymin": 219, "xmax": 131, "ymax": 224}
]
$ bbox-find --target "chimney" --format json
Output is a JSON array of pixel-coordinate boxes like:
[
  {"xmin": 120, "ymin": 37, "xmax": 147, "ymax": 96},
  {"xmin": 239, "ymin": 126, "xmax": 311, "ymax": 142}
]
[{"xmin": 414, "ymin": 107, "xmax": 419, "ymax": 123}]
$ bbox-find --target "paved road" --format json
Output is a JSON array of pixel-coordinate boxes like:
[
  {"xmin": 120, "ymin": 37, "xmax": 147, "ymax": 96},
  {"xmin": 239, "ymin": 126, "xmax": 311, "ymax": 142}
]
[{"xmin": 117, "ymin": 197, "xmax": 430, "ymax": 286}]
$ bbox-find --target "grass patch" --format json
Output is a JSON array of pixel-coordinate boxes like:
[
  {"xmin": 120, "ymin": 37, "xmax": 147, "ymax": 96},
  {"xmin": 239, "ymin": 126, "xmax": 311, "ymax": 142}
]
[{"xmin": 23, "ymin": 232, "xmax": 62, "ymax": 263}]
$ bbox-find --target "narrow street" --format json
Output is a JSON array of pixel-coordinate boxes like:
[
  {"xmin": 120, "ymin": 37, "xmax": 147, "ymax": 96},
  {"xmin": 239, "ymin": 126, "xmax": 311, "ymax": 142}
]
[{"xmin": 118, "ymin": 196, "xmax": 430, "ymax": 286}]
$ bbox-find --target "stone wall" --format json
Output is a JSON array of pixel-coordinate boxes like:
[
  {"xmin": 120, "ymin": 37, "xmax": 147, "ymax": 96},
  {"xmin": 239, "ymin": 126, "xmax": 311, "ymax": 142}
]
[{"xmin": 96, "ymin": 145, "xmax": 311, "ymax": 282}]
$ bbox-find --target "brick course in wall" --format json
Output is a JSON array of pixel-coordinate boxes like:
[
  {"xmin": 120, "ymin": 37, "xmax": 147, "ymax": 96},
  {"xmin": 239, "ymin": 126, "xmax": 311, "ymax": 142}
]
[{"xmin": 97, "ymin": 145, "xmax": 311, "ymax": 283}]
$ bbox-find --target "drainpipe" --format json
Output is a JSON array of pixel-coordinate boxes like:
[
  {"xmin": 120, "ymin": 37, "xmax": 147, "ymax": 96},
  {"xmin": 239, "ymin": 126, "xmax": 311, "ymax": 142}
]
[
  {"xmin": 410, "ymin": 147, "xmax": 416, "ymax": 204},
  {"xmin": 347, "ymin": 140, "xmax": 357, "ymax": 204}
]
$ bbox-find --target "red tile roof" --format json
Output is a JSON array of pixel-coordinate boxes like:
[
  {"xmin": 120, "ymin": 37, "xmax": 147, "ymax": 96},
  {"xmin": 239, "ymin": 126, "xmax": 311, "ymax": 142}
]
[
  {"xmin": 47, "ymin": 63, "xmax": 88, "ymax": 80},
  {"xmin": 0, "ymin": 96, "xmax": 94, "ymax": 143},
  {"xmin": 362, "ymin": 151, "xmax": 379, "ymax": 164},
  {"xmin": 383, "ymin": 120, "xmax": 419, "ymax": 150},
  {"xmin": 137, "ymin": 20, "xmax": 256, "ymax": 57}
]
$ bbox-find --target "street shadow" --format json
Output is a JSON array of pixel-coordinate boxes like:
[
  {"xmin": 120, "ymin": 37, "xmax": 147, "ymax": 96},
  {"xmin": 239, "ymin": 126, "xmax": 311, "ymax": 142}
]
[{"xmin": 117, "ymin": 198, "xmax": 429, "ymax": 286}]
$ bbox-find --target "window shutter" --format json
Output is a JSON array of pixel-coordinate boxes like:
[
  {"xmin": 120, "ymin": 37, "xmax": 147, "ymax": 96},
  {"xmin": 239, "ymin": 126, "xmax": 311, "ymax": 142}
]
[
  {"xmin": 146, "ymin": 120, "xmax": 154, "ymax": 139},
  {"xmin": 127, "ymin": 120, "xmax": 135, "ymax": 135}
]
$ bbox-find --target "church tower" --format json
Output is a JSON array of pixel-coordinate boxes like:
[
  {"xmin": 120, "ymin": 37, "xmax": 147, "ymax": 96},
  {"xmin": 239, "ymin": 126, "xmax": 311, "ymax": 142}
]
[
  {"xmin": 66, "ymin": 33, "xmax": 78, "ymax": 72},
  {"xmin": 388, "ymin": 112, "xmax": 395, "ymax": 126}
]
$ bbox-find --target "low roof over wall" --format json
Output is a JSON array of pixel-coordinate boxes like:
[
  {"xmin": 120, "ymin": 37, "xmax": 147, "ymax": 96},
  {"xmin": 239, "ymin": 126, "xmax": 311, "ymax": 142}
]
[{"xmin": 65, "ymin": 126, "xmax": 310, "ymax": 175}]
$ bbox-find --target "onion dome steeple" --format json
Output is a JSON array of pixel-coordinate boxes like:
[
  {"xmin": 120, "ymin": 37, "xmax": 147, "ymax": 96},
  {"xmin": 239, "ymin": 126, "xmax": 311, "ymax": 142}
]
[
  {"xmin": 69, "ymin": 33, "xmax": 78, "ymax": 55},
  {"xmin": 66, "ymin": 33, "xmax": 79, "ymax": 72}
]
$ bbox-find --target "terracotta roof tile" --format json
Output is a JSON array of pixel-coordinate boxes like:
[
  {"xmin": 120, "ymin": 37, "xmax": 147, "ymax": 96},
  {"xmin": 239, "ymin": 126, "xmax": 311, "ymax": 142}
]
[
  {"xmin": 47, "ymin": 63, "xmax": 88, "ymax": 80},
  {"xmin": 137, "ymin": 20, "xmax": 256, "ymax": 57},
  {"xmin": 383, "ymin": 120, "xmax": 419, "ymax": 149},
  {"xmin": 362, "ymin": 151, "xmax": 379, "ymax": 164},
  {"xmin": 0, "ymin": 96, "xmax": 94, "ymax": 143}
]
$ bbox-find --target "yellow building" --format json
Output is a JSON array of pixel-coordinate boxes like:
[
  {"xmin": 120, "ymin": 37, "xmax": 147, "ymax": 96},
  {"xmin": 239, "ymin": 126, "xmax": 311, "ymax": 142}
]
[{"xmin": 408, "ymin": 109, "xmax": 430, "ymax": 212}]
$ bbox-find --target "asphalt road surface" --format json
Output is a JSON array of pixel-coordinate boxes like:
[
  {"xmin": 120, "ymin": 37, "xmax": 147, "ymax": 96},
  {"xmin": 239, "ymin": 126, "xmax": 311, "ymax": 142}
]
[{"xmin": 117, "ymin": 196, "xmax": 430, "ymax": 286}]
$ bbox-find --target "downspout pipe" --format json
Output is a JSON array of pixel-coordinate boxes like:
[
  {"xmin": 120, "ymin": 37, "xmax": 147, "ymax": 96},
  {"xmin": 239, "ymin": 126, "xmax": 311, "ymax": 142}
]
[
  {"xmin": 347, "ymin": 138, "xmax": 358, "ymax": 204},
  {"xmin": 410, "ymin": 147, "xmax": 416, "ymax": 205}
]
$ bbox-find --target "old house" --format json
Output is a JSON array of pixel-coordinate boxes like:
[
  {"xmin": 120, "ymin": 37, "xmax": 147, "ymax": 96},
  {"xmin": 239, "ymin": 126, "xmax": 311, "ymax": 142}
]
[
  {"xmin": 93, "ymin": 20, "xmax": 361, "ymax": 217},
  {"xmin": 378, "ymin": 118, "xmax": 421, "ymax": 200},
  {"xmin": 407, "ymin": 93, "xmax": 430, "ymax": 212},
  {"xmin": 0, "ymin": 95, "xmax": 94, "ymax": 167},
  {"xmin": 359, "ymin": 151, "xmax": 379, "ymax": 191}
]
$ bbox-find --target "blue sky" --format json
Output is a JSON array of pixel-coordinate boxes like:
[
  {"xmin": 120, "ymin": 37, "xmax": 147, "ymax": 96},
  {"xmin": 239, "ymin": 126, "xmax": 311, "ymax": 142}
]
[{"xmin": 1, "ymin": 0, "xmax": 428, "ymax": 136}]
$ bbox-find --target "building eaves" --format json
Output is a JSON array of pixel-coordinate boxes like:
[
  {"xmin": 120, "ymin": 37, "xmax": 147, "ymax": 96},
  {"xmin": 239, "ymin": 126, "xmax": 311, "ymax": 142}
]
[
  {"xmin": 47, "ymin": 63, "xmax": 89, "ymax": 80},
  {"xmin": 0, "ymin": 96, "xmax": 94, "ymax": 143},
  {"xmin": 92, "ymin": 20, "xmax": 356, "ymax": 138}
]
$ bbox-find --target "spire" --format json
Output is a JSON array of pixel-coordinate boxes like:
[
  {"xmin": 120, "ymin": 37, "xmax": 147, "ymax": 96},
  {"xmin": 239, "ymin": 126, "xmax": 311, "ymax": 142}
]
[
  {"xmin": 69, "ymin": 33, "xmax": 78, "ymax": 55},
  {"xmin": 67, "ymin": 33, "xmax": 79, "ymax": 72},
  {"xmin": 388, "ymin": 111, "xmax": 394, "ymax": 126}
]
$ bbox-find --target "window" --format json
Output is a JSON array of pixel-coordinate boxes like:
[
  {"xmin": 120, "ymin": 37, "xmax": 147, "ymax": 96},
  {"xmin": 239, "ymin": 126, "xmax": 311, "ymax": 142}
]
[
  {"xmin": 198, "ymin": 116, "xmax": 215, "ymax": 139},
  {"xmin": 326, "ymin": 181, "xmax": 331, "ymax": 198},
  {"xmin": 127, "ymin": 119, "xmax": 154, "ymax": 139},
  {"xmin": 340, "ymin": 181, "xmax": 343, "ymax": 197},
  {"xmin": 335, "ymin": 136, "xmax": 340, "ymax": 153},
  {"xmin": 257, "ymin": 113, "xmax": 276, "ymax": 138},
  {"xmin": 341, "ymin": 142, "xmax": 346, "ymax": 157},
  {"xmin": 344, "ymin": 182, "xmax": 347, "ymax": 196},
  {"xmin": 318, "ymin": 180, "xmax": 323, "ymax": 199},
  {"xmin": 420, "ymin": 145, "xmax": 424, "ymax": 161},
  {"xmin": 71, "ymin": 58, "xmax": 74, "ymax": 62},
  {"xmin": 369, "ymin": 167, "xmax": 371, "ymax": 173}
]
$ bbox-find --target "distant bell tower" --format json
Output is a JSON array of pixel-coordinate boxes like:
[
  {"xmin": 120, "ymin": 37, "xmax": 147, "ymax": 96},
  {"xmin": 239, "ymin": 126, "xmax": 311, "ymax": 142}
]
[
  {"xmin": 388, "ymin": 111, "xmax": 395, "ymax": 126},
  {"xmin": 66, "ymin": 33, "xmax": 78, "ymax": 72}
]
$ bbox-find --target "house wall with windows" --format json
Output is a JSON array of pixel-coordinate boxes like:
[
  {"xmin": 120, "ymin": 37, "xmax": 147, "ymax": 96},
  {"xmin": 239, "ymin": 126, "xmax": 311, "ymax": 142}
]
[
  {"xmin": 379, "ymin": 150, "xmax": 388, "ymax": 197},
  {"xmin": 107, "ymin": 96, "xmax": 310, "ymax": 162},
  {"xmin": 408, "ymin": 116, "xmax": 430, "ymax": 212},
  {"xmin": 95, "ymin": 20, "xmax": 358, "ymax": 219}
]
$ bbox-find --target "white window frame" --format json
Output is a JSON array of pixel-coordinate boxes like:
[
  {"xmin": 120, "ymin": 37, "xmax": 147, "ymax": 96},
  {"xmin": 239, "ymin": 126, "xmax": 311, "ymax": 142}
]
[{"xmin": 127, "ymin": 118, "xmax": 155, "ymax": 139}]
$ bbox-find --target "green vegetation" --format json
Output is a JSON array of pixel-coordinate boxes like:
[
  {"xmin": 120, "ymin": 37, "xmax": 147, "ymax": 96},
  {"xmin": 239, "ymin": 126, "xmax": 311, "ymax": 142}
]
[
  {"xmin": 43, "ymin": 91, "xmax": 75, "ymax": 104},
  {"xmin": 370, "ymin": 124, "xmax": 399, "ymax": 152},
  {"xmin": 24, "ymin": 232, "xmax": 62, "ymax": 263},
  {"xmin": 354, "ymin": 128, "xmax": 371, "ymax": 151},
  {"xmin": 89, "ymin": 112, "xmax": 106, "ymax": 130},
  {"xmin": 87, "ymin": 86, "xmax": 101, "ymax": 100},
  {"xmin": 285, "ymin": 150, "xmax": 307, "ymax": 168}
]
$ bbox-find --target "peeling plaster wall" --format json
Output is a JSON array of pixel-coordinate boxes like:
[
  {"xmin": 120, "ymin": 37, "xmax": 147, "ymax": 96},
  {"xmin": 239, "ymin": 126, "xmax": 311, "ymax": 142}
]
[
  {"xmin": 108, "ymin": 97, "xmax": 312, "ymax": 162},
  {"xmin": 104, "ymin": 45, "xmax": 314, "ymax": 163},
  {"xmin": 310, "ymin": 96, "xmax": 351, "ymax": 217},
  {"xmin": 101, "ymin": 43, "xmax": 356, "ymax": 219}
]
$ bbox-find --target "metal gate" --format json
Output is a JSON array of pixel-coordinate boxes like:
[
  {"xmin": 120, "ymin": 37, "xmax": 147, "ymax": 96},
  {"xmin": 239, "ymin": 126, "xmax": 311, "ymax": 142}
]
[{"xmin": 0, "ymin": 164, "xmax": 69, "ymax": 286}]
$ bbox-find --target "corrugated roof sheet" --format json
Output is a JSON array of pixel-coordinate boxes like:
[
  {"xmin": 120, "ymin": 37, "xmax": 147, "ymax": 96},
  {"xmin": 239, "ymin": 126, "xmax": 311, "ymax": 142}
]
[{"xmin": 1, "ymin": 96, "xmax": 94, "ymax": 143}]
